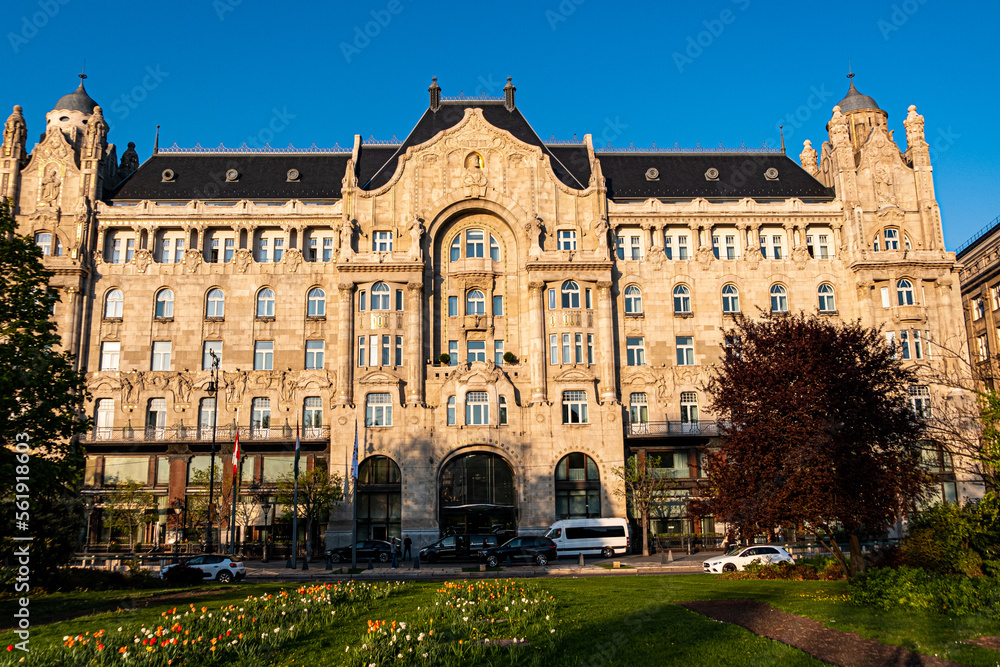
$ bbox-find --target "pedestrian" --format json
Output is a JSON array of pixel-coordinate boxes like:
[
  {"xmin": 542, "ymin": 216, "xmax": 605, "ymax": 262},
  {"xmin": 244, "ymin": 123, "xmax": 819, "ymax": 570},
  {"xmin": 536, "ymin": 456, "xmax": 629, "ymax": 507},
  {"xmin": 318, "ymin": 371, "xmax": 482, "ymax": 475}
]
[
  {"xmin": 403, "ymin": 534, "xmax": 412, "ymax": 561},
  {"xmin": 390, "ymin": 536, "xmax": 399, "ymax": 569}
]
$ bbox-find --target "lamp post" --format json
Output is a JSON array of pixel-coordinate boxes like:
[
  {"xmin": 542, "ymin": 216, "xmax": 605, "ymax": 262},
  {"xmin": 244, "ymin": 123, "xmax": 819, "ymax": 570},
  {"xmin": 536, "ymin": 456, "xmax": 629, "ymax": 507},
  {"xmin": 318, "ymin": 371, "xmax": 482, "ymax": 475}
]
[
  {"xmin": 260, "ymin": 496, "xmax": 272, "ymax": 563},
  {"xmin": 171, "ymin": 499, "xmax": 185, "ymax": 563},
  {"xmin": 205, "ymin": 350, "xmax": 220, "ymax": 554}
]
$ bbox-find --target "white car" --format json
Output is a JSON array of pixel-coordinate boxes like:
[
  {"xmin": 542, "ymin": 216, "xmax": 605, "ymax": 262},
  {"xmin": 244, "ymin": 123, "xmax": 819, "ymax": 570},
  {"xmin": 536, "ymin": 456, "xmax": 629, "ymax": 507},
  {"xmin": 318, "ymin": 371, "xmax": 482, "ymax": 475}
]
[
  {"xmin": 702, "ymin": 545, "xmax": 794, "ymax": 573},
  {"xmin": 160, "ymin": 555, "xmax": 246, "ymax": 583}
]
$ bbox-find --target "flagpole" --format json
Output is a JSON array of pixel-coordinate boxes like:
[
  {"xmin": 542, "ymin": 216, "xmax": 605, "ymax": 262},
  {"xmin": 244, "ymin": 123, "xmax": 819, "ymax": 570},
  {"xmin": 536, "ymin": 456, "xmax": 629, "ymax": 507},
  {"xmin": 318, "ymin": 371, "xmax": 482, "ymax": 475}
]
[
  {"xmin": 351, "ymin": 416, "xmax": 359, "ymax": 570},
  {"xmin": 229, "ymin": 408, "xmax": 241, "ymax": 556},
  {"xmin": 291, "ymin": 421, "xmax": 300, "ymax": 568}
]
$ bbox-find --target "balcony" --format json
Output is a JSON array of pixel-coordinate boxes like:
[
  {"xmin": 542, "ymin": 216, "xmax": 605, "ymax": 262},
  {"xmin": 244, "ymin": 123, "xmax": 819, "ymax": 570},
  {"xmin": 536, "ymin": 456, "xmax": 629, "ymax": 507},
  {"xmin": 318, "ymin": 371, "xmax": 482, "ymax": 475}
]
[
  {"xmin": 626, "ymin": 420, "xmax": 719, "ymax": 438},
  {"xmin": 84, "ymin": 425, "xmax": 330, "ymax": 444}
]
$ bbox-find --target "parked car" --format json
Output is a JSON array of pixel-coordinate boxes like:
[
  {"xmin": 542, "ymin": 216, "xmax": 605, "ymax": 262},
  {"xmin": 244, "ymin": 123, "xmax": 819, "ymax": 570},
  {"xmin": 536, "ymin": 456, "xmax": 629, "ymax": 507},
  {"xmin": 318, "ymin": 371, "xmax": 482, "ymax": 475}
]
[
  {"xmin": 420, "ymin": 534, "xmax": 499, "ymax": 563},
  {"xmin": 160, "ymin": 555, "xmax": 245, "ymax": 583},
  {"xmin": 325, "ymin": 540, "xmax": 394, "ymax": 564},
  {"xmin": 702, "ymin": 545, "xmax": 794, "ymax": 573},
  {"xmin": 482, "ymin": 536, "xmax": 558, "ymax": 567},
  {"xmin": 544, "ymin": 518, "xmax": 630, "ymax": 558}
]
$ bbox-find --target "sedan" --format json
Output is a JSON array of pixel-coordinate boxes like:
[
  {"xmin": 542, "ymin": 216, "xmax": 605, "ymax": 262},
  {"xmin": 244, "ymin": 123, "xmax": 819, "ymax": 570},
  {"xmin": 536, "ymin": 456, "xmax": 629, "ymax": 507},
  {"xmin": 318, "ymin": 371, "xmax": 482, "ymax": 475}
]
[
  {"xmin": 702, "ymin": 545, "xmax": 794, "ymax": 573},
  {"xmin": 326, "ymin": 540, "xmax": 395, "ymax": 564},
  {"xmin": 160, "ymin": 555, "xmax": 245, "ymax": 583},
  {"xmin": 482, "ymin": 536, "xmax": 558, "ymax": 567}
]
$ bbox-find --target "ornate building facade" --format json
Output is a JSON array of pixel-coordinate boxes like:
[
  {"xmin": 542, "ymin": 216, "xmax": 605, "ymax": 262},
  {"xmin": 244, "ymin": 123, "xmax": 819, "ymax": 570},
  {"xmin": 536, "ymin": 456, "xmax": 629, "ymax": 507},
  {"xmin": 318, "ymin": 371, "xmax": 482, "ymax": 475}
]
[{"xmin": 2, "ymin": 73, "xmax": 976, "ymax": 551}]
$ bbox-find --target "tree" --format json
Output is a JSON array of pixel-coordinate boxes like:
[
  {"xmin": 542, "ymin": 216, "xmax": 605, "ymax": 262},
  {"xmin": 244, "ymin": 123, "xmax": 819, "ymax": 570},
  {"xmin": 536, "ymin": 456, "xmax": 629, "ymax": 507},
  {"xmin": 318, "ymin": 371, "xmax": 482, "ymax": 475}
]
[
  {"xmin": 235, "ymin": 484, "xmax": 263, "ymax": 548},
  {"xmin": 706, "ymin": 313, "xmax": 932, "ymax": 578},
  {"xmin": 187, "ymin": 465, "xmax": 234, "ymax": 549},
  {"xmin": 612, "ymin": 454, "xmax": 677, "ymax": 557},
  {"xmin": 102, "ymin": 480, "xmax": 156, "ymax": 550},
  {"xmin": 276, "ymin": 467, "xmax": 344, "ymax": 561},
  {"xmin": 0, "ymin": 198, "xmax": 90, "ymax": 577}
]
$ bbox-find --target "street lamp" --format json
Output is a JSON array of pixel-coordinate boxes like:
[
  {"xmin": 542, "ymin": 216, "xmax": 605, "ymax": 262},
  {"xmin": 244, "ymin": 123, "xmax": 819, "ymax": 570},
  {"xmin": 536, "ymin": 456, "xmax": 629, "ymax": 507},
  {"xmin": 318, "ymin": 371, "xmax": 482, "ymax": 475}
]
[
  {"xmin": 260, "ymin": 496, "xmax": 272, "ymax": 563},
  {"xmin": 205, "ymin": 350, "xmax": 220, "ymax": 554},
  {"xmin": 171, "ymin": 499, "xmax": 185, "ymax": 563}
]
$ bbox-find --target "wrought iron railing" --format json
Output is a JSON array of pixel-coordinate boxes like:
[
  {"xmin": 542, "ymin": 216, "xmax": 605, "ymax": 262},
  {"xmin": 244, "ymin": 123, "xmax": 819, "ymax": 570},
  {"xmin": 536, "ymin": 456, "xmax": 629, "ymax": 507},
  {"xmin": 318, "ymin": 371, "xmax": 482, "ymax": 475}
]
[
  {"xmin": 84, "ymin": 425, "xmax": 330, "ymax": 444},
  {"xmin": 625, "ymin": 420, "xmax": 720, "ymax": 437}
]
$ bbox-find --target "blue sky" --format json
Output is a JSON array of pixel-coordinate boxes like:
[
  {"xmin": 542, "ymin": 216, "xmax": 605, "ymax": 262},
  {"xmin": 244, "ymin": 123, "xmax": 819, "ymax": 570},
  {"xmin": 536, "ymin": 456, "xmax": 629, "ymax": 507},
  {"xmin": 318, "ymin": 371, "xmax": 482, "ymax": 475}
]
[{"xmin": 3, "ymin": 0, "xmax": 997, "ymax": 249}]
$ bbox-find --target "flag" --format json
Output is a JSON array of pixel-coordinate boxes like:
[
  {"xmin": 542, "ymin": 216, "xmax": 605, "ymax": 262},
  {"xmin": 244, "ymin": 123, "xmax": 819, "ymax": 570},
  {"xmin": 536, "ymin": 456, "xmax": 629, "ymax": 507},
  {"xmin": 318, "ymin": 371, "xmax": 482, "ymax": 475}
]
[
  {"xmin": 231, "ymin": 429, "xmax": 240, "ymax": 478},
  {"xmin": 351, "ymin": 418, "xmax": 359, "ymax": 481}
]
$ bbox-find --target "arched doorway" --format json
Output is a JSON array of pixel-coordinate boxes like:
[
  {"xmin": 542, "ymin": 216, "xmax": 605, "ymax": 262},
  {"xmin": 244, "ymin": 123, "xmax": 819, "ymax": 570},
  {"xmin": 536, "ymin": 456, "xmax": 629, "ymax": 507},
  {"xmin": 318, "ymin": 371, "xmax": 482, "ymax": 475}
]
[
  {"xmin": 357, "ymin": 456, "xmax": 401, "ymax": 541},
  {"xmin": 439, "ymin": 452, "xmax": 516, "ymax": 536},
  {"xmin": 555, "ymin": 453, "xmax": 602, "ymax": 519}
]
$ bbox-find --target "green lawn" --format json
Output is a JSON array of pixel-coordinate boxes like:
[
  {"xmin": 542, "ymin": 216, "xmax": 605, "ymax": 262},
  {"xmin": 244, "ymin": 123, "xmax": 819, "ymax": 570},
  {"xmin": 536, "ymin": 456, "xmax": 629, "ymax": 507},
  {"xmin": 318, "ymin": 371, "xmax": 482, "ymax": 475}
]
[{"xmin": 4, "ymin": 575, "xmax": 1000, "ymax": 666}]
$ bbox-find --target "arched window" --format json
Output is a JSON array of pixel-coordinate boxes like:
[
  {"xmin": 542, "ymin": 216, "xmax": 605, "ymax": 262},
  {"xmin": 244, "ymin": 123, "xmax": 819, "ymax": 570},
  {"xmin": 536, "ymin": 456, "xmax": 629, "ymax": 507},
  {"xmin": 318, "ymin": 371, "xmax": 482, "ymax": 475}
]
[
  {"xmin": 104, "ymin": 289, "xmax": 123, "ymax": 318},
  {"xmin": 555, "ymin": 453, "xmax": 601, "ymax": 519},
  {"xmin": 450, "ymin": 236, "xmax": 461, "ymax": 262},
  {"xmin": 34, "ymin": 232, "xmax": 52, "ymax": 256},
  {"xmin": 205, "ymin": 288, "xmax": 225, "ymax": 318},
  {"xmin": 466, "ymin": 290, "xmax": 486, "ymax": 315},
  {"xmin": 439, "ymin": 453, "xmax": 515, "ymax": 534},
  {"xmin": 818, "ymin": 284, "xmax": 836, "ymax": 312},
  {"xmin": 897, "ymin": 279, "xmax": 915, "ymax": 306},
  {"xmin": 884, "ymin": 228, "xmax": 900, "ymax": 250},
  {"xmin": 490, "ymin": 234, "xmax": 501, "ymax": 262},
  {"xmin": 624, "ymin": 285, "xmax": 643, "ymax": 314},
  {"xmin": 154, "ymin": 288, "xmax": 174, "ymax": 318},
  {"xmin": 256, "ymin": 288, "xmax": 275, "ymax": 317},
  {"xmin": 673, "ymin": 284, "xmax": 691, "ymax": 313},
  {"xmin": 721, "ymin": 284, "xmax": 740, "ymax": 313},
  {"xmin": 770, "ymin": 284, "xmax": 788, "ymax": 313},
  {"xmin": 371, "ymin": 282, "xmax": 390, "ymax": 310},
  {"xmin": 561, "ymin": 280, "xmax": 581, "ymax": 309},
  {"xmin": 307, "ymin": 287, "xmax": 326, "ymax": 317},
  {"xmin": 465, "ymin": 391, "xmax": 489, "ymax": 425},
  {"xmin": 357, "ymin": 456, "xmax": 402, "ymax": 541}
]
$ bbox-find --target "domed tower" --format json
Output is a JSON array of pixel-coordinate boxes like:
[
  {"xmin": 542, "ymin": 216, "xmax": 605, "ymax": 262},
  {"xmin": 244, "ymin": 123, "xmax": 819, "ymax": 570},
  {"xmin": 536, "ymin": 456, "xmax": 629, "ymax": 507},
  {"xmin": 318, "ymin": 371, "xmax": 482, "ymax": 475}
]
[
  {"xmin": 45, "ymin": 73, "xmax": 102, "ymax": 147},
  {"xmin": 831, "ymin": 72, "xmax": 888, "ymax": 154}
]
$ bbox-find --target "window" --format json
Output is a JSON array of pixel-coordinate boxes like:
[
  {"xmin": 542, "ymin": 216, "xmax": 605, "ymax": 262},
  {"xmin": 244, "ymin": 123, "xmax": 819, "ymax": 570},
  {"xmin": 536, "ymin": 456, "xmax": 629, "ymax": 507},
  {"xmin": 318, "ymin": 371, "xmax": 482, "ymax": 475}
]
[
  {"xmin": 466, "ymin": 229, "xmax": 485, "ymax": 257},
  {"xmin": 466, "ymin": 290, "xmax": 486, "ymax": 315},
  {"xmin": 257, "ymin": 237, "xmax": 269, "ymax": 263},
  {"xmin": 224, "ymin": 238, "xmax": 235, "ymax": 263},
  {"xmin": 104, "ymin": 289, "xmax": 123, "ymax": 318},
  {"xmin": 372, "ymin": 230, "xmax": 393, "ymax": 252},
  {"xmin": 303, "ymin": 396, "xmax": 323, "ymax": 437},
  {"xmin": 273, "ymin": 238, "xmax": 284, "ymax": 263},
  {"xmin": 897, "ymin": 279, "xmax": 915, "ymax": 306},
  {"xmin": 562, "ymin": 333, "xmax": 571, "ymax": 364},
  {"xmin": 561, "ymin": 281, "xmax": 581, "ymax": 309},
  {"xmin": 913, "ymin": 329, "xmax": 924, "ymax": 360},
  {"xmin": 493, "ymin": 295, "xmax": 503, "ymax": 316},
  {"xmin": 447, "ymin": 396, "xmax": 456, "ymax": 425},
  {"xmin": 100, "ymin": 341, "xmax": 120, "ymax": 371},
  {"xmin": 359, "ymin": 291, "xmax": 367, "ymax": 311},
  {"xmin": 630, "ymin": 235, "xmax": 642, "ymax": 260},
  {"xmin": 467, "ymin": 340, "xmax": 486, "ymax": 363},
  {"xmin": 305, "ymin": 287, "xmax": 326, "ymax": 317},
  {"xmin": 808, "ymin": 233, "xmax": 831, "ymax": 259},
  {"xmin": 884, "ymin": 228, "xmax": 900, "ymax": 250},
  {"xmin": 305, "ymin": 340, "xmax": 324, "ymax": 369},
  {"xmin": 495, "ymin": 340, "xmax": 505, "ymax": 366},
  {"xmin": 151, "ymin": 341, "xmax": 171, "ymax": 371},
  {"xmin": 722, "ymin": 284, "xmax": 740, "ymax": 313},
  {"xmin": 770, "ymin": 284, "xmax": 788, "ymax": 313},
  {"xmin": 448, "ymin": 295, "xmax": 458, "ymax": 316},
  {"xmin": 629, "ymin": 392, "xmax": 649, "ymax": 427},
  {"xmin": 498, "ymin": 396, "xmax": 508, "ymax": 425},
  {"xmin": 587, "ymin": 334, "xmax": 594, "ymax": 364},
  {"xmin": 626, "ymin": 337, "xmax": 645, "ymax": 366},
  {"xmin": 676, "ymin": 336, "xmax": 694, "ymax": 366},
  {"xmin": 205, "ymin": 288, "xmax": 225, "ymax": 318},
  {"xmin": 256, "ymin": 288, "xmax": 275, "ymax": 317},
  {"xmin": 466, "ymin": 391, "xmax": 489, "ymax": 425},
  {"xmin": 395, "ymin": 289, "xmax": 403, "ymax": 311},
  {"xmin": 772, "ymin": 235, "xmax": 783, "ymax": 259},
  {"xmin": 624, "ymin": 285, "xmax": 643, "ymax": 314},
  {"xmin": 673, "ymin": 284, "xmax": 691, "ymax": 313},
  {"xmin": 586, "ymin": 288, "xmax": 592, "ymax": 309},
  {"xmin": 34, "ymin": 232, "xmax": 52, "ymax": 256},
  {"xmin": 550, "ymin": 334, "xmax": 559, "ymax": 365},
  {"xmin": 371, "ymin": 282, "xmax": 390, "ymax": 310},
  {"xmin": 366, "ymin": 393, "xmax": 392, "ymax": 427},
  {"xmin": 664, "ymin": 235, "xmax": 674, "ymax": 260},
  {"xmin": 251, "ymin": 398, "xmax": 271, "ymax": 436},
  {"xmin": 992, "ymin": 286, "xmax": 1000, "ymax": 311},
  {"xmin": 557, "ymin": 230, "xmax": 577, "ymax": 250},
  {"xmin": 677, "ymin": 235, "xmax": 689, "ymax": 260},
  {"xmin": 202, "ymin": 341, "xmax": 222, "ymax": 370},
  {"xmin": 450, "ymin": 236, "xmax": 461, "ymax": 262},
  {"xmin": 616, "ymin": 235, "xmax": 625, "ymax": 260},
  {"xmin": 724, "ymin": 234, "xmax": 737, "ymax": 260},
  {"xmin": 680, "ymin": 392, "xmax": 699, "ymax": 430},
  {"xmin": 381, "ymin": 334, "xmax": 391, "ymax": 366},
  {"xmin": 95, "ymin": 398, "xmax": 115, "ymax": 440},
  {"xmin": 146, "ymin": 398, "xmax": 167, "ymax": 439},
  {"xmin": 154, "ymin": 289, "xmax": 174, "ymax": 318},
  {"xmin": 575, "ymin": 333, "xmax": 584, "ymax": 364},
  {"xmin": 448, "ymin": 340, "xmax": 458, "ymax": 366},
  {"xmin": 394, "ymin": 336, "xmax": 403, "ymax": 366},
  {"xmin": 125, "ymin": 238, "xmax": 134, "ymax": 262},
  {"xmin": 973, "ymin": 298, "xmax": 985, "ymax": 321},
  {"xmin": 254, "ymin": 341, "xmax": 274, "ymax": 370},
  {"xmin": 109, "ymin": 237, "xmax": 122, "ymax": 263},
  {"xmin": 490, "ymin": 235, "xmax": 501, "ymax": 262},
  {"xmin": 818, "ymin": 284, "xmax": 836, "ymax": 312},
  {"xmin": 977, "ymin": 334, "xmax": 989, "ymax": 361},
  {"xmin": 712, "ymin": 235, "xmax": 720, "ymax": 259},
  {"xmin": 900, "ymin": 330, "xmax": 912, "ymax": 360},
  {"xmin": 909, "ymin": 386, "xmax": 932, "ymax": 419},
  {"xmin": 555, "ymin": 453, "xmax": 601, "ymax": 519},
  {"xmin": 562, "ymin": 391, "xmax": 589, "ymax": 424}
]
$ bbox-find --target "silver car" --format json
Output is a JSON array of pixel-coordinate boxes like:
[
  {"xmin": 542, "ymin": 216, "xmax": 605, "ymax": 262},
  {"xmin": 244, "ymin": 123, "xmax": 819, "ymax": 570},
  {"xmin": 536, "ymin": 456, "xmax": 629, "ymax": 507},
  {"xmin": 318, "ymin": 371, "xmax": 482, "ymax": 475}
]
[{"xmin": 702, "ymin": 545, "xmax": 794, "ymax": 573}]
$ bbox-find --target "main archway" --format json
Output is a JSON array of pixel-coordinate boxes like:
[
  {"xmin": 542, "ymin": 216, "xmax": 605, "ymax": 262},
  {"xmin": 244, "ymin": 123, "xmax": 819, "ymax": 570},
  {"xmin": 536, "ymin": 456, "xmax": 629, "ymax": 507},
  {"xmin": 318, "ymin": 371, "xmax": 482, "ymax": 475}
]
[{"xmin": 439, "ymin": 452, "xmax": 516, "ymax": 536}]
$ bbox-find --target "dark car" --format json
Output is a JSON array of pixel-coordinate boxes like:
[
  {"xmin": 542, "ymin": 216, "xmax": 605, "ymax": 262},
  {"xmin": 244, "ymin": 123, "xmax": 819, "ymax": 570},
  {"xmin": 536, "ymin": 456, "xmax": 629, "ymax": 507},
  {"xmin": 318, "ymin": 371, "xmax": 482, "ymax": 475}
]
[
  {"xmin": 482, "ymin": 536, "xmax": 558, "ymax": 567},
  {"xmin": 325, "ymin": 540, "xmax": 394, "ymax": 564},
  {"xmin": 420, "ymin": 534, "xmax": 499, "ymax": 563}
]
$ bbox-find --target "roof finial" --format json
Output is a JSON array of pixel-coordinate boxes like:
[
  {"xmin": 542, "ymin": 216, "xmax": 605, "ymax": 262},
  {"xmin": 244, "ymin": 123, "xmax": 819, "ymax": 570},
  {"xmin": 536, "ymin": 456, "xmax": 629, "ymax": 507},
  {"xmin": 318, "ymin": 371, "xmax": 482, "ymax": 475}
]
[
  {"xmin": 153, "ymin": 125, "xmax": 160, "ymax": 154},
  {"xmin": 503, "ymin": 76, "xmax": 515, "ymax": 111},
  {"xmin": 79, "ymin": 60, "xmax": 87, "ymax": 83},
  {"xmin": 428, "ymin": 76, "xmax": 441, "ymax": 112},
  {"xmin": 779, "ymin": 125, "xmax": 785, "ymax": 153}
]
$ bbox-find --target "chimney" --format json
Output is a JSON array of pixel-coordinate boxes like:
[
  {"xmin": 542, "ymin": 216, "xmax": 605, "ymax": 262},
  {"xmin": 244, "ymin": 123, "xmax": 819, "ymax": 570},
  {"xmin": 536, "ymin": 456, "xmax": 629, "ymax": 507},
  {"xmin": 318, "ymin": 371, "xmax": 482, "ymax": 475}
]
[
  {"xmin": 503, "ymin": 76, "xmax": 515, "ymax": 111},
  {"xmin": 429, "ymin": 76, "xmax": 441, "ymax": 112}
]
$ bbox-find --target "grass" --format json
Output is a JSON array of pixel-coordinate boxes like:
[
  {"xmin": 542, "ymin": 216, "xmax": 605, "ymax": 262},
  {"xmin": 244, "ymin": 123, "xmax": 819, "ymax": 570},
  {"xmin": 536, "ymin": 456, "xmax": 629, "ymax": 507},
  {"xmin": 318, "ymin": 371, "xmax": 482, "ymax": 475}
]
[
  {"xmin": 460, "ymin": 566, "xmax": 504, "ymax": 572},
  {"xmin": 4, "ymin": 575, "xmax": 1000, "ymax": 666}
]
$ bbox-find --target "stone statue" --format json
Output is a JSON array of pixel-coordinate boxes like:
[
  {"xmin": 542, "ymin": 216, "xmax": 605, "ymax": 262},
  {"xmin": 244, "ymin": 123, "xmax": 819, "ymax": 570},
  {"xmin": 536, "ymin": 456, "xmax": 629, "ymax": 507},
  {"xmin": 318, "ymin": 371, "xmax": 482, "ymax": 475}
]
[
  {"xmin": 40, "ymin": 164, "xmax": 60, "ymax": 204},
  {"xmin": 118, "ymin": 141, "xmax": 139, "ymax": 179},
  {"xmin": 173, "ymin": 372, "xmax": 192, "ymax": 403},
  {"xmin": 338, "ymin": 219, "xmax": 355, "ymax": 260},
  {"xmin": 408, "ymin": 218, "xmax": 424, "ymax": 261},
  {"xmin": 594, "ymin": 218, "xmax": 609, "ymax": 249},
  {"xmin": 525, "ymin": 216, "xmax": 543, "ymax": 251},
  {"xmin": 463, "ymin": 152, "xmax": 488, "ymax": 197},
  {"xmin": 874, "ymin": 162, "xmax": 895, "ymax": 205},
  {"xmin": 799, "ymin": 140, "xmax": 818, "ymax": 176}
]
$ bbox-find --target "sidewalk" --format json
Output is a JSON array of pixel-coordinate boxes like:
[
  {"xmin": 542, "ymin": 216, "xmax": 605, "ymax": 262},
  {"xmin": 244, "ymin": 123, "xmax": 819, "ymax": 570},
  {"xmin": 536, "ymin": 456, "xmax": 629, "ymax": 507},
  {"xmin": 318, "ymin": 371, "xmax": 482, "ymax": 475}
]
[{"xmin": 236, "ymin": 550, "xmax": 706, "ymax": 582}]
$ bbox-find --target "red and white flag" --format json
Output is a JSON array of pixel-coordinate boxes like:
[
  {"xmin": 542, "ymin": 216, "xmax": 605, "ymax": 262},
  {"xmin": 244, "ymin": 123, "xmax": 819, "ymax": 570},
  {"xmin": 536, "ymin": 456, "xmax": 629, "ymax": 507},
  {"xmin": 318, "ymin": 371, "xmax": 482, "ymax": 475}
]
[{"xmin": 232, "ymin": 430, "xmax": 240, "ymax": 478}]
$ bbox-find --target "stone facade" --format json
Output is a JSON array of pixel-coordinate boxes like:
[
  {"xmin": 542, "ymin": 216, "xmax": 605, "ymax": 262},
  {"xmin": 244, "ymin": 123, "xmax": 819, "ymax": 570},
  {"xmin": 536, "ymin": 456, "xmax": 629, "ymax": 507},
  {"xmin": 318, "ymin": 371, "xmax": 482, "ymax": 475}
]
[{"xmin": 2, "ymin": 74, "xmax": 977, "ymax": 551}]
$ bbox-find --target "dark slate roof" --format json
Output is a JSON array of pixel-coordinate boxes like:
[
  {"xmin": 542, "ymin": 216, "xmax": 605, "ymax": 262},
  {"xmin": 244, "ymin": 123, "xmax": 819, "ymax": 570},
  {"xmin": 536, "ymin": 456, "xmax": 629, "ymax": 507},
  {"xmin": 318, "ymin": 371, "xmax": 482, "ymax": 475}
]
[
  {"xmin": 107, "ymin": 153, "xmax": 351, "ymax": 201},
  {"xmin": 597, "ymin": 153, "xmax": 834, "ymax": 200},
  {"xmin": 53, "ymin": 80, "xmax": 99, "ymax": 114},
  {"xmin": 357, "ymin": 100, "xmax": 591, "ymax": 191},
  {"xmin": 836, "ymin": 80, "xmax": 881, "ymax": 114}
]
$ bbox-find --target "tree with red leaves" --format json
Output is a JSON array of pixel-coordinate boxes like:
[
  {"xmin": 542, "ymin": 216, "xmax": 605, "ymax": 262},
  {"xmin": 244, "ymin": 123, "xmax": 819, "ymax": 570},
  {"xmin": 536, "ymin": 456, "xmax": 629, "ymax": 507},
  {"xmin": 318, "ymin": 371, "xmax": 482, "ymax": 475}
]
[{"xmin": 706, "ymin": 313, "xmax": 931, "ymax": 578}]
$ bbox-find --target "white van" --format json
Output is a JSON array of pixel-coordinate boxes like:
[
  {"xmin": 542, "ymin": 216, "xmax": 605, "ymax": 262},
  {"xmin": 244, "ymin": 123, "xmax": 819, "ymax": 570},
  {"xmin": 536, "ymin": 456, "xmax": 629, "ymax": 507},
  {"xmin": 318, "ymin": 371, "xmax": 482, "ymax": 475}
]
[{"xmin": 544, "ymin": 518, "xmax": 630, "ymax": 558}]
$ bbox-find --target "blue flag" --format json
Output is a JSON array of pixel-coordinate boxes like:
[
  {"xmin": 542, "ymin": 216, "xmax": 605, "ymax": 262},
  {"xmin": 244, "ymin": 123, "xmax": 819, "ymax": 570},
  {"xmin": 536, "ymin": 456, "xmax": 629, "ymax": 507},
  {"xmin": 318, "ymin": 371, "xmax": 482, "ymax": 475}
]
[{"xmin": 351, "ymin": 419, "xmax": 359, "ymax": 481}]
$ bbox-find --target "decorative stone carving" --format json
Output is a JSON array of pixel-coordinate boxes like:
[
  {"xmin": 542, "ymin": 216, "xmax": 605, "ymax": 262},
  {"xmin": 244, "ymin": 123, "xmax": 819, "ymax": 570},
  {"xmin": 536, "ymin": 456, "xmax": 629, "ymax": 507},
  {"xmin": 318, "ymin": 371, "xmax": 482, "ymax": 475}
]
[
  {"xmin": 118, "ymin": 141, "xmax": 139, "ymax": 179},
  {"xmin": 233, "ymin": 248, "xmax": 252, "ymax": 273},
  {"xmin": 284, "ymin": 247, "xmax": 303, "ymax": 273},
  {"xmin": 224, "ymin": 370, "xmax": 248, "ymax": 404},
  {"xmin": 183, "ymin": 248, "xmax": 202, "ymax": 273},
  {"xmin": 133, "ymin": 249, "xmax": 152, "ymax": 273},
  {"xmin": 800, "ymin": 140, "xmax": 819, "ymax": 176},
  {"xmin": 39, "ymin": 163, "xmax": 61, "ymax": 205},
  {"xmin": 593, "ymin": 218, "xmax": 609, "ymax": 251},
  {"xmin": 407, "ymin": 218, "xmax": 424, "ymax": 260},
  {"xmin": 2, "ymin": 105, "xmax": 26, "ymax": 162},
  {"xmin": 874, "ymin": 161, "xmax": 896, "ymax": 205},
  {"xmin": 172, "ymin": 372, "xmax": 193, "ymax": 403},
  {"xmin": 338, "ymin": 218, "xmax": 355, "ymax": 260},
  {"xmin": 525, "ymin": 216, "xmax": 543, "ymax": 257}
]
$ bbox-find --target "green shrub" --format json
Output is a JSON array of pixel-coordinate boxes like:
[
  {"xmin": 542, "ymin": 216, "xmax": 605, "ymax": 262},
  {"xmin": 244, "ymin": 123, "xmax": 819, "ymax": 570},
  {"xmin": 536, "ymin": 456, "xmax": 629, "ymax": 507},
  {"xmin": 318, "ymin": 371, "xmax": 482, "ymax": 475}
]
[
  {"xmin": 901, "ymin": 496, "xmax": 1000, "ymax": 575},
  {"xmin": 850, "ymin": 566, "xmax": 1000, "ymax": 617},
  {"xmin": 719, "ymin": 559, "xmax": 844, "ymax": 581},
  {"xmin": 437, "ymin": 353, "xmax": 450, "ymax": 365},
  {"xmin": 38, "ymin": 567, "xmax": 166, "ymax": 592}
]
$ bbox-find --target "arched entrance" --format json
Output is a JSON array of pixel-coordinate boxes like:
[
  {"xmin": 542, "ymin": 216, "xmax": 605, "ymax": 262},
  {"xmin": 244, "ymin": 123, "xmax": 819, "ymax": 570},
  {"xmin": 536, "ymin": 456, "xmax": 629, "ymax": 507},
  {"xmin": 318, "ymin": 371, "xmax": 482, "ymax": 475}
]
[
  {"xmin": 439, "ymin": 452, "xmax": 516, "ymax": 536},
  {"xmin": 357, "ymin": 456, "xmax": 401, "ymax": 541}
]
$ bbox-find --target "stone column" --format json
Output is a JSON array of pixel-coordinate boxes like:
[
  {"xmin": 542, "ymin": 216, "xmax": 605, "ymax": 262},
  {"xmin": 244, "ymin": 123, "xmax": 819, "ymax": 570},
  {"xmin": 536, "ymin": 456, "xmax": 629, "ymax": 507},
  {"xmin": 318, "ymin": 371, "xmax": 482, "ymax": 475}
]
[
  {"xmin": 651, "ymin": 224, "xmax": 663, "ymax": 251},
  {"xmin": 735, "ymin": 222, "xmax": 748, "ymax": 253},
  {"xmin": 62, "ymin": 286, "xmax": 80, "ymax": 359},
  {"xmin": 832, "ymin": 222, "xmax": 844, "ymax": 257},
  {"xmin": 596, "ymin": 280, "xmax": 617, "ymax": 404},
  {"xmin": 528, "ymin": 281, "xmax": 547, "ymax": 404},
  {"xmin": 405, "ymin": 282, "xmax": 424, "ymax": 405},
  {"xmin": 335, "ymin": 283, "xmax": 355, "ymax": 405}
]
